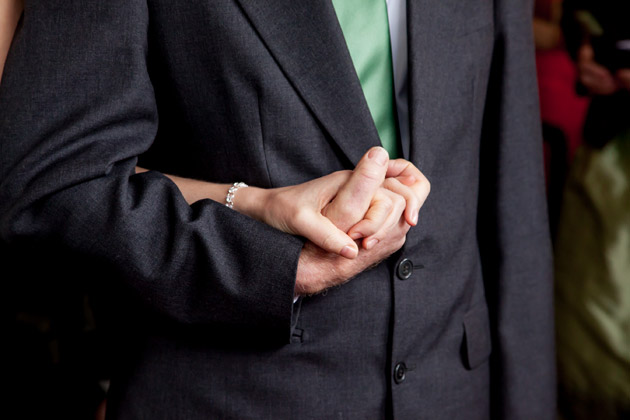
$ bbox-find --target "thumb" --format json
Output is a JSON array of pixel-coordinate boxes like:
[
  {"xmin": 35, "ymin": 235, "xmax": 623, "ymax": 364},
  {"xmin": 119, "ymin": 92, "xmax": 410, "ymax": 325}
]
[
  {"xmin": 324, "ymin": 147, "xmax": 389, "ymax": 231},
  {"xmin": 299, "ymin": 213, "xmax": 359, "ymax": 259}
]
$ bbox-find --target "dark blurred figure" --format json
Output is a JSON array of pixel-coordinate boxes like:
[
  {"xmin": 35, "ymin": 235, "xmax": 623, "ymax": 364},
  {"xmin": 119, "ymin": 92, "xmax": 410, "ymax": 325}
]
[
  {"xmin": 534, "ymin": 0, "xmax": 589, "ymax": 160},
  {"xmin": 533, "ymin": 0, "xmax": 590, "ymax": 238},
  {"xmin": 555, "ymin": 1, "xmax": 630, "ymax": 419},
  {"xmin": 2, "ymin": 4, "xmax": 110, "ymax": 419},
  {"xmin": 2, "ymin": 3, "xmax": 108, "ymax": 419},
  {"xmin": 3, "ymin": 241, "xmax": 114, "ymax": 420}
]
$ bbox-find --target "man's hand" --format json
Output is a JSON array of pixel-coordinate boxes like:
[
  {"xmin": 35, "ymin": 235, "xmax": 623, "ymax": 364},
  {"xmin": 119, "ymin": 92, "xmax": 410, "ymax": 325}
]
[
  {"xmin": 295, "ymin": 217, "xmax": 410, "ymax": 295},
  {"xmin": 243, "ymin": 170, "xmax": 360, "ymax": 259}
]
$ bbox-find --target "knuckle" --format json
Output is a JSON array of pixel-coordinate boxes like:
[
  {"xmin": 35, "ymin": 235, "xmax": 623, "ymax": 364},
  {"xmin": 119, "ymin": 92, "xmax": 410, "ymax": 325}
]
[
  {"xmin": 406, "ymin": 162, "xmax": 421, "ymax": 174},
  {"xmin": 415, "ymin": 171, "xmax": 429, "ymax": 185},
  {"xmin": 392, "ymin": 194, "xmax": 406, "ymax": 212},
  {"xmin": 393, "ymin": 227, "xmax": 408, "ymax": 243},
  {"xmin": 356, "ymin": 166, "xmax": 384, "ymax": 184},
  {"xmin": 355, "ymin": 221, "xmax": 374, "ymax": 236},
  {"xmin": 379, "ymin": 197, "xmax": 394, "ymax": 214},
  {"xmin": 292, "ymin": 207, "xmax": 310, "ymax": 228},
  {"xmin": 385, "ymin": 235, "xmax": 406, "ymax": 254},
  {"xmin": 383, "ymin": 177, "xmax": 398, "ymax": 189},
  {"xmin": 338, "ymin": 205, "xmax": 360, "ymax": 223},
  {"xmin": 328, "ymin": 205, "xmax": 362, "ymax": 229},
  {"xmin": 418, "ymin": 177, "xmax": 431, "ymax": 197}
]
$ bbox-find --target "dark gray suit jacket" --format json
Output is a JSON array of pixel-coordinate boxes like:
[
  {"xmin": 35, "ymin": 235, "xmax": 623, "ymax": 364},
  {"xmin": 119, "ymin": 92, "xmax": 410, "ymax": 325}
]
[{"xmin": 0, "ymin": 0, "xmax": 555, "ymax": 419}]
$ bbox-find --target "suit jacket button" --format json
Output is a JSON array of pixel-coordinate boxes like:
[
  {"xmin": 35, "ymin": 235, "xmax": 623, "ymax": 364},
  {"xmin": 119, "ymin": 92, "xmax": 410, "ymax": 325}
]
[
  {"xmin": 396, "ymin": 258, "xmax": 413, "ymax": 280},
  {"xmin": 393, "ymin": 362, "xmax": 407, "ymax": 384}
]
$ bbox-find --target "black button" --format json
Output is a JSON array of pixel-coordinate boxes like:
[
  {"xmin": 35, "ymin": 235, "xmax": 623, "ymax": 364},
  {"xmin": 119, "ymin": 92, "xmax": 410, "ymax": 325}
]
[
  {"xmin": 393, "ymin": 362, "xmax": 407, "ymax": 384},
  {"xmin": 396, "ymin": 258, "xmax": 413, "ymax": 280}
]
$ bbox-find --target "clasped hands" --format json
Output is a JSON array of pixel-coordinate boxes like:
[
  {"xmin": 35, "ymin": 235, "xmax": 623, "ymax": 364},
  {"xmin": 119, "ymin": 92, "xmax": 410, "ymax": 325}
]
[
  {"xmin": 139, "ymin": 146, "xmax": 430, "ymax": 297},
  {"xmin": 238, "ymin": 147, "xmax": 430, "ymax": 296}
]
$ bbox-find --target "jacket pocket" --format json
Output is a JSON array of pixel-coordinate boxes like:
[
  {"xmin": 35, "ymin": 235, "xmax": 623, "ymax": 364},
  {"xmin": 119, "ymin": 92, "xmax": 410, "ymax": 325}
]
[{"xmin": 462, "ymin": 302, "xmax": 492, "ymax": 370}]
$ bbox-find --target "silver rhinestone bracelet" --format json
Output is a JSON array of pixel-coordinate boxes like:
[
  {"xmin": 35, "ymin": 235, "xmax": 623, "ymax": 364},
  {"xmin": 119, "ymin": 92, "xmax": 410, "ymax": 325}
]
[{"xmin": 225, "ymin": 182, "xmax": 248, "ymax": 209}]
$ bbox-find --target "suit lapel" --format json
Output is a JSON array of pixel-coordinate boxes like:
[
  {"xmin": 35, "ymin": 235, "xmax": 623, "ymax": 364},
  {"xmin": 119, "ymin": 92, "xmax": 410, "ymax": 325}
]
[{"xmin": 235, "ymin": 0, "xmax": 381, "ymax": 166}]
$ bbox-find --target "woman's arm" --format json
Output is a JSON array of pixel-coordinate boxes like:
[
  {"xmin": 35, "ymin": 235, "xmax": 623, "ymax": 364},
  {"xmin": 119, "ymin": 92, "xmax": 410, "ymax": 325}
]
[
  {"xmin": 136, "ymin": 149, "xmax": 430, "ymax": 260},
  {"xmin": 0, "ymin": 0, "xmax": 23, "ymax": 82},
  {"xmin": 136, "ymin": 151, "xmax": 431, "ymax": 297}
]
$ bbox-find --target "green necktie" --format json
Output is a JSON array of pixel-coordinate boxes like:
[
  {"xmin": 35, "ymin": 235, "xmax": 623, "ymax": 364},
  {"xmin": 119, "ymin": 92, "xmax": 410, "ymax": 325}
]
[{"xmin": 332, "ymin": 0, "xmax": 400, "ymax": 158}]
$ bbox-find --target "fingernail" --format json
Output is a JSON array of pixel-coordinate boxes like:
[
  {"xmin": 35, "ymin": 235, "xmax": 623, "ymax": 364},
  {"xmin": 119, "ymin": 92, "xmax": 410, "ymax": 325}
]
[
  {"xmin": 349, "ymin": 232, "xmax": 362, "ymax": 240},
  {"xmin": 412, "ymin": 212, "xmax": 418, "ymax": 225},
  {"xmin": 341, "ymin": 245, "xmax": 358, "ymax": 259},
  {"xmin": 365, "ymin": 238, "xmax": 379, "ymax": 249},
  {"xmin": 368, "ymin": 147, "xmax": 388, "ymax": 166}
]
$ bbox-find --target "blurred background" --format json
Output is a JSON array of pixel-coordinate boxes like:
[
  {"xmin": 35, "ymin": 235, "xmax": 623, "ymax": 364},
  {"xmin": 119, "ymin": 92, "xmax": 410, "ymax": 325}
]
[
  {"xmin": 535, "ymin": 0, "xmax": 630, "ymax": 419},
  {"xmin": 1, "ymin": 0, "xmax": 629, "ymax": 418}
]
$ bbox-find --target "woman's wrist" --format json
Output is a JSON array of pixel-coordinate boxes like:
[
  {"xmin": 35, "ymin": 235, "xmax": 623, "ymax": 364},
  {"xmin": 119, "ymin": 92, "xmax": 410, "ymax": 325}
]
[{"xmin": 230, "ymin": 185, "xmax": 271, "ymax": 223}]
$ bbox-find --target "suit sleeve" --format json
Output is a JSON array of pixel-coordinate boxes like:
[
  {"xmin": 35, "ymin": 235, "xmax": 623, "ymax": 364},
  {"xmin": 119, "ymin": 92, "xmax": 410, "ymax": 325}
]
[
  {"xmin": 478, "ymin": 0, "xmax": 556, "ymax": 418},
  {"xmin": 0, "ymin": 0, "xmax": 301, "ymax": 339}
]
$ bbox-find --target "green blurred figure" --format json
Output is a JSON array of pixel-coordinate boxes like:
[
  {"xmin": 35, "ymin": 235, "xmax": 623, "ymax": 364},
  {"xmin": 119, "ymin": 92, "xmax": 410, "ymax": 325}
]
[{"xmin": 556, "ymin": 1, "xmax": 630, "ymax": 419}]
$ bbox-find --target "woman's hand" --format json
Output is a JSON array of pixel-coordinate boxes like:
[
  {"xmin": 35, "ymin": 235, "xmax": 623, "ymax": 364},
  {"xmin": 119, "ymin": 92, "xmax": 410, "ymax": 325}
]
[
  {"xmin": 240, "ymin": 147, "xmax": 412, "ymax": 259},
  {"xmin": 237, "ymin": 170, "xmax": 360, "ymax": 259}
]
